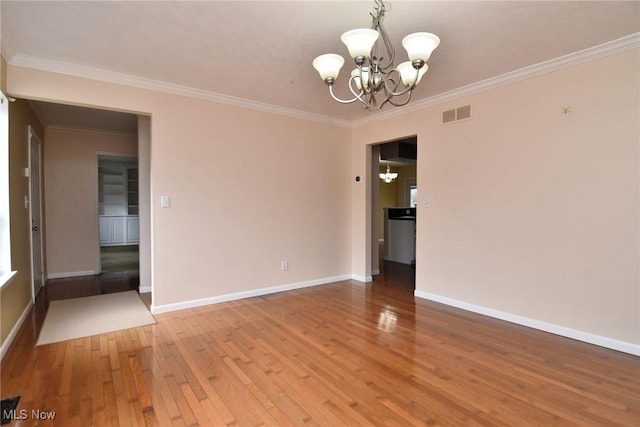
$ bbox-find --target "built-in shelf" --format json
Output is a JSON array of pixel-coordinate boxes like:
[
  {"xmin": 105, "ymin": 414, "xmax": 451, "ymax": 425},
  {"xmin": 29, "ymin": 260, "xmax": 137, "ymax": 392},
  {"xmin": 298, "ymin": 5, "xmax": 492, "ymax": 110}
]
[
  {"xmin": 98, "ymin": 157, "xmax": 138, "ymax": 246},
  {"xmin": 127, "ymin": 167, "xmax": 138, "ymax": 216}
]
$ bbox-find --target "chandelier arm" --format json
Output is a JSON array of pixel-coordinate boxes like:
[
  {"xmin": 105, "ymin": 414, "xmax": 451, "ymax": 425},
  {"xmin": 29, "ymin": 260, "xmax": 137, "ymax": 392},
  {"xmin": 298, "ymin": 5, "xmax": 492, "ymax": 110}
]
[
  {"xmin": 382, "ymin": 68, "xmax": 419, "ymax": 98},
  {"xmin": 348, "ymin": 76, "xmax": 368, "ymax": 108},
  {"xmin": 328, "ymin": 85, "xmax": 360, "ymax": 104},
  {"xmin": 377, "ymin": 76, "xmax": 403, "ymax": 109},
  {"xmin": 356, "ymin": 70, "xmax": 369, "ymax": 97},
  {"xmin": 376, "ymin": 20, "xmax": 395, "ymax": 71},
  {"xmin": 382, "ymin": 73, "xmax": 401, "ymax": 96},
  {"xmin": 328, "ymin": 75, "xmax": 369, "ymax": 105},
  {"xmin": 370, "ymin": 0, "xmax": 394, "ymax": 71},
  {"xmin": 382, "ymin": 89, "xmax": 413, "ymax": 108}
]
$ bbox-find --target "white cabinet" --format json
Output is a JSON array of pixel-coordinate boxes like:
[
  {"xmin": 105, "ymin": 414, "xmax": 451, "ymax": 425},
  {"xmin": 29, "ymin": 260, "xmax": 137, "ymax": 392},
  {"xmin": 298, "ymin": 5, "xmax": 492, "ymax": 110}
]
[
  {"xmin": 99, "ymin": 218, "xmax": 111, "ymax": 243},
  {"xmin": 383, "ymin": 208, "xmax": 416, "ymax": 265},
  {"xmin": 99, "ymin": 216, "xmax": 139, "ymax": 246},
  {"xmin": 126, "ymin": 217, "xmax": 139, "ymax": 242},
  {"xmin": 385, "ymin": 219, "xmax": 415, "ymax": 264}
]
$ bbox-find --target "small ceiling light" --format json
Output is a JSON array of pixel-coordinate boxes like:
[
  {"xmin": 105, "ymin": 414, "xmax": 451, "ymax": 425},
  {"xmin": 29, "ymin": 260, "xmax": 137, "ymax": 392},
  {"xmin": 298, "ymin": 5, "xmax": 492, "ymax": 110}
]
[
  {"xmin": 379, "ymin": 165, "xmax": 398, "ymax": 183},
  {"xmin": 312, "ymin": 0, "xmax": 439, "ymax": 110}
]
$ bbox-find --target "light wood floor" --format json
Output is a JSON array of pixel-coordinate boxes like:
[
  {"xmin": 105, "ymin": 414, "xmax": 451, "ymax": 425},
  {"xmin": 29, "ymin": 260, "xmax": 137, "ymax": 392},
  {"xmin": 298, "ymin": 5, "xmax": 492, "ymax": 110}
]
[{"xmin": 2, "ymin": 272, "xmax": 639, "ymax": 426}]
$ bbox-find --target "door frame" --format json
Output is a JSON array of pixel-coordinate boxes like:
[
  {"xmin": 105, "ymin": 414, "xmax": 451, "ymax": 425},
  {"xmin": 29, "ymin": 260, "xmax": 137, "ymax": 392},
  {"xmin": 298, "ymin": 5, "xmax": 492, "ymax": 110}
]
[
  {"xmin": 368, "ymin": 135, "xmax": 418, "ymax": 284},
  {"xmin": 28, "ymin": 126, "xmax": 45, "ymax": 302}
]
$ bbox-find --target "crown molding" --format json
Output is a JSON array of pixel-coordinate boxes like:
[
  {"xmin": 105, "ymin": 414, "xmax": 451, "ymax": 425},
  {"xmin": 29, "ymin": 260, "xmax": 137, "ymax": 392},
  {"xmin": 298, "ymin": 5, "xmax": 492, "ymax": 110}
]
[
  {"xmin": 7, "ymin": 33, "xmax": 638, "ymax": 130},
  {"xmin": 8, "ymin": 54, "xmax": 353, "ymax": 128},
  {"xmin": 351, "ymin": 32, "xmax": 640, "ymax": 128}
]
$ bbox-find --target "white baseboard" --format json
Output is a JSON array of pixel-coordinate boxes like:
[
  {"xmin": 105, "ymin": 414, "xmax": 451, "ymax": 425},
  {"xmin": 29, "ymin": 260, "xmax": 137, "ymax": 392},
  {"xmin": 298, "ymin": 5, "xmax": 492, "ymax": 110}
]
[
  {"xmin": 1, "ymin": 300, "xmax": 33, "ymax": 361},
  {"xmin": 151, "ymin": 274, "xmax": 352, "ymax": 315},
  {"xmin": 351, "ymin": 274, "xmax": 373, "ymax": 283},
  {"xmin": 415, "ymin": 291, "xmax": 640, "ymax": 356},
  {"xmin": 371, "ymin": 269, "xmax": 381, "ymax": 276},
  {"xmin": 47, "ymin": 270, "xmax": 98, "ymax": 279},
  {"xmin": 139, "ymin": 286, "xmax": 152, "ymax": 293}
]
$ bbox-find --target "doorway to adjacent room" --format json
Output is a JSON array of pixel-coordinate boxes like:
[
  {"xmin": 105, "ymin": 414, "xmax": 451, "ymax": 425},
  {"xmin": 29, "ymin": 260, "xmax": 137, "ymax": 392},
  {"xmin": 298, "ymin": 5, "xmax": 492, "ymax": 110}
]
[{"xmin": 371, "ymin": 136, "xmax": 417, "ymax": 291}]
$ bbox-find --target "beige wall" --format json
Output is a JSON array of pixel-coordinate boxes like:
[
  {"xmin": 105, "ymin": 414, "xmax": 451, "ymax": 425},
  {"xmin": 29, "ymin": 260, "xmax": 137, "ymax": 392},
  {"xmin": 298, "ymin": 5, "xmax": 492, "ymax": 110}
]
[
  {"xmin": 148, "ymin": 102, "xmax": 351, "ymax": 307},
  {"xmin": 1, "ymin": 99, "xmax": 44, "ymax": 345},
  {"xmin": 44, "ymin": 128, "xmax": 137, "ymax": 276},
  {"xmin": 7, "ymin": 66, "xmax": 352, "ymax": 309},
  {"xmin": 353, "ymin": 48, "xmax": 640, "ymax": 347}
]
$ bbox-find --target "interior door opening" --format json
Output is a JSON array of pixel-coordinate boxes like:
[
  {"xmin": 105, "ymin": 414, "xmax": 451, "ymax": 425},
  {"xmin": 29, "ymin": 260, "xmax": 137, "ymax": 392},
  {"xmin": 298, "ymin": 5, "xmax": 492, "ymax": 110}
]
[
  {"xmin": 371, "ymin": 136, "xmax": 417, "ymax": 291},
  {"xmin": 20, "ymin": 101, "xmax": 151, "ymax": 310}
]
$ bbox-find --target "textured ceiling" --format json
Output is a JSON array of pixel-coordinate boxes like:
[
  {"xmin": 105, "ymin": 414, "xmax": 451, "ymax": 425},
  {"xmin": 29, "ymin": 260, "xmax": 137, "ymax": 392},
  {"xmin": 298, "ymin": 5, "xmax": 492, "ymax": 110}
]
[{"xmin": 2, "ymin": 1, "xmax": 639, "ymax": 126}]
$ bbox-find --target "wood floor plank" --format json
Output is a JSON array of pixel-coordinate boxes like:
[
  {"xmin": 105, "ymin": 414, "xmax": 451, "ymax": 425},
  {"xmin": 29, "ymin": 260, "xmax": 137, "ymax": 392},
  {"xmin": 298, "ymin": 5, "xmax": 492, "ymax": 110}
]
[
  {"xmin": 2, "ymin": 270, "xmax": 639, "ymax": 426},
  {"xmin": 141, "ymin": 367, "xmax": 174, "ymax": 426}
]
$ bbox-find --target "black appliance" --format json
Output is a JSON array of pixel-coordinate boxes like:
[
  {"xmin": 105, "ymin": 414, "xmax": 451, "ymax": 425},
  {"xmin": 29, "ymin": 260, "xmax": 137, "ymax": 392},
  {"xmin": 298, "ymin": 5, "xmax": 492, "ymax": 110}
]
[{"xmin": 387, "ymin": 207, "xmax": 416, "ymax": 220}]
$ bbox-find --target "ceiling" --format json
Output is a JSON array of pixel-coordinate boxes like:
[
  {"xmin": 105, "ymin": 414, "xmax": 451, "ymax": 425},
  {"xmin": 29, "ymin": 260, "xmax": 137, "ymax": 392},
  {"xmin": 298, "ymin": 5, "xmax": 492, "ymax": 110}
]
[
  {"xmin": 28, "ymin": 100, "xmax": 139, "ymax": 134},
  {"xmin": 2, "ymin": 1, "xmax": 639, "ymax": 128}
]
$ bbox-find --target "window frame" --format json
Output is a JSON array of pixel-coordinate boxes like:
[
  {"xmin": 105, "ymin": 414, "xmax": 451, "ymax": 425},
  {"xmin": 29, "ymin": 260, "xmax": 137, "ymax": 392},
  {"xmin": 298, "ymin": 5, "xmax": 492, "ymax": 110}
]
[{"xmin": 0, "ymin": 91, "xmax": 16, "ymax": 289}]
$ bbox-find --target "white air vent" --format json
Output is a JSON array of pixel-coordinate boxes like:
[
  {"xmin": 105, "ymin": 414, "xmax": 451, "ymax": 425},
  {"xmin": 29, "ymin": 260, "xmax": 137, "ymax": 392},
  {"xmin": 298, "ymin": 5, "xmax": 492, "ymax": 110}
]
[{"xmin": 442, "ymin": 105, "xmax": 471, "ymax": 124}]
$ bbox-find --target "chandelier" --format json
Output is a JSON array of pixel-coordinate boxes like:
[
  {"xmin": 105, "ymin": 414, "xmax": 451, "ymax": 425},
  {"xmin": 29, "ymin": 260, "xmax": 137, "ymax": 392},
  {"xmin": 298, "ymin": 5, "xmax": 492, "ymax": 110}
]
[
  {"xmin": 312, "ymin": 0, "xmax": 439, "ymax": 110},
  {"xmin": 379, "ymin": 165, "xmax": 398, "ymax": 183}
]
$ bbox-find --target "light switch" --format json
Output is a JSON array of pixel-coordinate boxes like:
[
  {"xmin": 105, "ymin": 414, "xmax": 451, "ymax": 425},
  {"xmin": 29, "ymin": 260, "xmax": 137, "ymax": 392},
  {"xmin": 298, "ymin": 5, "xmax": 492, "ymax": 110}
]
[{"xmin": 161, "ymin": 195, "xmax": 170, "ymax": 208}]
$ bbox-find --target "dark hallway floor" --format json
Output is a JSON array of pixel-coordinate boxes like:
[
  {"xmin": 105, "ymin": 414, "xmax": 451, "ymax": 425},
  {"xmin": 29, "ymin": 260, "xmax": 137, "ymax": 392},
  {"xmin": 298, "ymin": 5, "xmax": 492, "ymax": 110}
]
[
  {"xmin": 100, "ymin": 244, "xmax": 139, "ymax": 273},
  {"xmin": 374, "ymin": 260, "xmax": 415, "ymax": 290}
]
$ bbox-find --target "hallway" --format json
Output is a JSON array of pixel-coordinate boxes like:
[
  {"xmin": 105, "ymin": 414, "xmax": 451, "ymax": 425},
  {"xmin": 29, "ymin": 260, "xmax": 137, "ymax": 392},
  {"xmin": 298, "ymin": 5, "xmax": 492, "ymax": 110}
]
[{"xmin": 374, "ymin": 260, "xmax": 415, "ymax": 291}]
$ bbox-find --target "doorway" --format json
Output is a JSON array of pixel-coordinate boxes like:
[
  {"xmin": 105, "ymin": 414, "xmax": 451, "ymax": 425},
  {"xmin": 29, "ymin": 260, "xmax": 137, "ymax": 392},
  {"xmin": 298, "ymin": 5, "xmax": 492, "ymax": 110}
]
[
  {"xmin": 24, "ymin": 100, "xmax": 151, "ymax": 305},
  {"xmin": 371, "ymin": 136, "xmax": 417, "ymax": 290}
]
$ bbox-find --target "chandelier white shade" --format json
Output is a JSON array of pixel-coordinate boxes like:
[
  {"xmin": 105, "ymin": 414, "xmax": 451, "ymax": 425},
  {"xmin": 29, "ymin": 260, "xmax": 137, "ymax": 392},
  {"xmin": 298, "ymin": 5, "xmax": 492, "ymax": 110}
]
[
  {"xmin": 312, "ymin": 54, "xmax": 345, "ymax": 81},
  {"xmin": 402, "ymin": 32, "xmax": 440, "ymax": 62},
  {"xmin": 312, "ymin": 0, "xmax": 440, "ymax": 110},
  {"xmin": 341, "ymin": 28, "xmax": 379, "ymax": 59},
  {"xmin": 396, "ymin": 61, "xmax": 428, "ymax": 87}
]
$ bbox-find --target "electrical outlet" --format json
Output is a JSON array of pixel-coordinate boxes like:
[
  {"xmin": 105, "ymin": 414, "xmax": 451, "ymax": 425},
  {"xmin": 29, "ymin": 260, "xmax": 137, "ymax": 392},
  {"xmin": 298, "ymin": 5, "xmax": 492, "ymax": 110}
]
[{"xmin": 281, "ymin": 261, "xmax": 288, "ymax": 271}]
